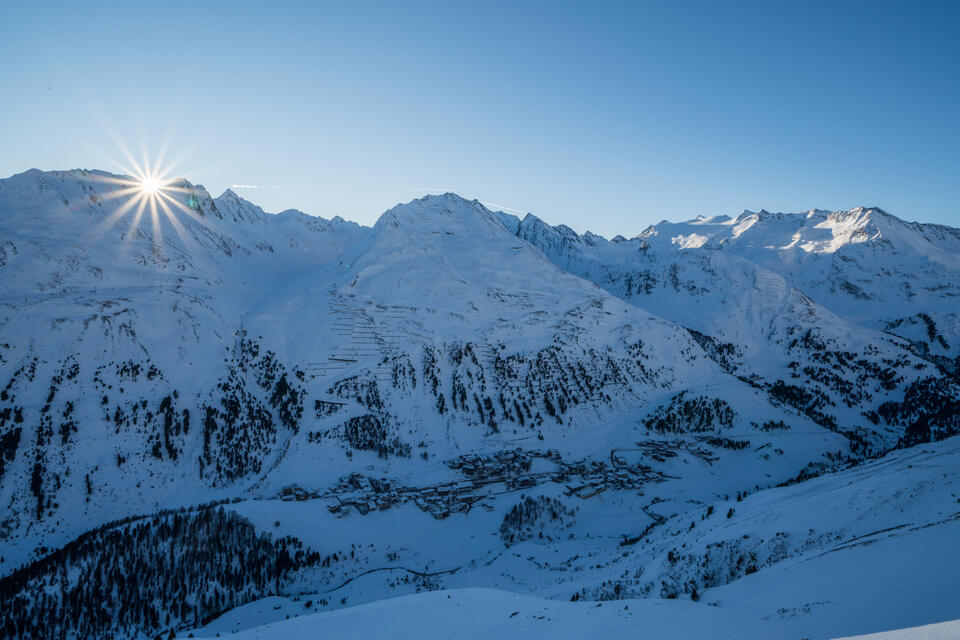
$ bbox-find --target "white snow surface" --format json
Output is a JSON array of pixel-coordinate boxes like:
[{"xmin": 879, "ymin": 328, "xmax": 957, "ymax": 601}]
[
  {"xmin": 508, "ymin": 206, "xmax": 960, "ymax": 356},
  {"xmin": 836, "ymin": 619, "xmax": 960, "ymax": 640},
  {"xmin": 186, "ymin": 588, "xmax": 792, "ymax": 640},
  {"xmin": 180, "ymin": 435, "xmax": 960, "ymax": 640}
]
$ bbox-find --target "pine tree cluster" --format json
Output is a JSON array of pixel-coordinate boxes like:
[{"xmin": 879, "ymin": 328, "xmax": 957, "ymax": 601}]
[
  {"xmin": 0, "ymin": 507, "xmax": 319, "ymax": 640},
  {"xmin": 643, "ymin": 391, "xmax": 736, "ymax": 434}
]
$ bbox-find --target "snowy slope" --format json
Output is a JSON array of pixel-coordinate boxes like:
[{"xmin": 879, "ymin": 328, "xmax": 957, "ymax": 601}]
[
  {"xmin": 185, "ymin": 588, "xmax": 793, "ymax": 640},
  {"xmin": 0, "ymin": 169, "xmax": 370, "ymax": 568},
  {"xmin": 185, "ymin": 434, "xmax": 960, "ymax": 640},
  {"xmin": 837, "ymin": 619, "xmax": 960, "ymax": 640},
  {"xmin": 506, "ymin": 209, "xmax": 960, "ymax": 451},
  {"xmin": 507, "ymin": 206, "xmax": 960, "ymax": 356},
  {"xmin": 672, "ymin": 209, "xmax": 955, "ymax": 354}
]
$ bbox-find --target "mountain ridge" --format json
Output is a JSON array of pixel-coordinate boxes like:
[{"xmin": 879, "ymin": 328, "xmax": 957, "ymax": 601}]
[{"xmin": 8, "ymin": 168, "xmax": 956, "ymax": 252}]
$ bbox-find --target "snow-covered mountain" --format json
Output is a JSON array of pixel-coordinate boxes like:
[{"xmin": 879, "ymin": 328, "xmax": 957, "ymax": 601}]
[
  {"xmin": 0, "ymin": 169, "xmax": 957, "ymax": 640},
  {"xmin": 506, "ymin": 207, "xmax": 960, "ymax": 447},
  {"xmin": 507, "ymin": 206, "xmax": 960, "ymax": 367}
]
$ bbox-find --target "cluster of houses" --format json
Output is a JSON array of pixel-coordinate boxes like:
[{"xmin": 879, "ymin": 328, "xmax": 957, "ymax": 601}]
[
  {"xmin": 278, "ymin": 445, "xmax": 672, "ymax": 519},
  {"xmin": 445, "ymin": 447, "xmax": 542, "ymax": 477}
]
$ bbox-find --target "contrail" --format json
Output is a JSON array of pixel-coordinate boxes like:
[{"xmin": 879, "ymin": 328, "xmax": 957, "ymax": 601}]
[{"xmin": 479, "ymin": 201, "xmax": 525, "ymax": 214}]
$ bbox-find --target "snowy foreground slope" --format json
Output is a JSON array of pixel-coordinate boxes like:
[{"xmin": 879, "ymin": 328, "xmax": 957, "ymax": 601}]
[
  {"xmin": 190, "ymin": 588, "xmax": 793, "ymax": 640},
  {"xmin": 186, "ymin": 591, "xmax": 960, "ymax": 640},
  {"xmin": 182, "ymin": 437, "xmax": 960, "ymax": 640},
  {"xmin": 0, "ymin": 169, "xmax": 958, "ymax": 639}
]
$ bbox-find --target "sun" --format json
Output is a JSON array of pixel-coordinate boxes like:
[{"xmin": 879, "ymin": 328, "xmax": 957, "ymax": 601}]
[
  {"xmin": 86, "ymin": 148, "xmax": 203, "ymax": 249},
  {"xmin": 140, "ymin": 176, "xmax": 164, "ymax": 195}
]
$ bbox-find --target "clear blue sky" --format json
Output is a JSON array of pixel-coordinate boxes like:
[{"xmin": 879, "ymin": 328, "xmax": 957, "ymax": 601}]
[{"xmin": 1, "ymin": 0, "xmax": 957, "ymax": 236}]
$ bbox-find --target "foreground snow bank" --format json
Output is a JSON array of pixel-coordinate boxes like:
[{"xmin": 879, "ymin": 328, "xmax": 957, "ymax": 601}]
[
  {"xmin": 835, "ymin": 619, "xmax": 960, "ymax": 640},
  {"xmin": 187, "ymin": 588, "xmax": 792, "ymax": 639}
]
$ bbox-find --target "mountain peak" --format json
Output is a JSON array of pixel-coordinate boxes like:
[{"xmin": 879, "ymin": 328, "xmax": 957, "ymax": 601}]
[
  {"xmin": 212, "ymin": 188, "xmax": 267, "ymax": 224},
  {"xmin": 374, "ymin": 192, "xmax": 506, "ymax": 238},
  {"xmin": 418, "ymin": 191, "xmax": 474, "ymax": 204}
]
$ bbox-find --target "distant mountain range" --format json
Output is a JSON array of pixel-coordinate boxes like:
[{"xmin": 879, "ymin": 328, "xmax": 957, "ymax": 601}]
[{"xmin": 1, "ymin": 169, "xmax": 957, "ymax": 640}]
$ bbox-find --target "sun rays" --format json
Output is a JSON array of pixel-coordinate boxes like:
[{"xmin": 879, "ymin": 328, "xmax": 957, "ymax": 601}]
[{"xmin": 86, "ymin": 144, "xmax": 208, "ymax": 254}]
